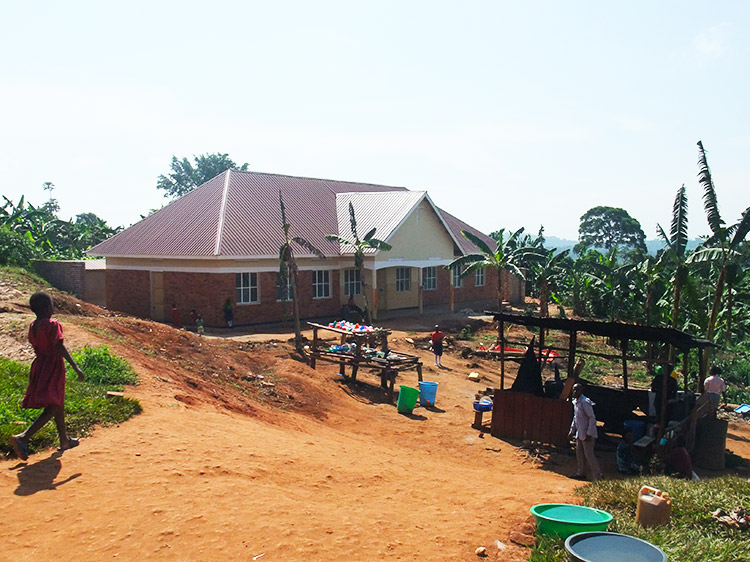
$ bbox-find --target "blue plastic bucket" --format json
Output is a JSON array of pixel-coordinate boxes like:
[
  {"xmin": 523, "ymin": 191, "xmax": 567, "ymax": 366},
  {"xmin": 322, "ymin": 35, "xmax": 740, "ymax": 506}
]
[
  {"xmin": 624, "ymin": 419, "xmax": 646, "ymax": 441},
  {"xmin": 418, "ymin": 381, "xmax": 438, "ymax": 406}
]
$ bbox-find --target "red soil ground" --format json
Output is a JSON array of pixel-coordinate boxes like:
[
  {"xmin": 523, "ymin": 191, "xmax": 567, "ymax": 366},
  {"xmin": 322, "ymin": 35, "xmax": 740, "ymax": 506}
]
[{"xmin": 2, "ymin": 286, "xmax": 749, "ymax": 561}]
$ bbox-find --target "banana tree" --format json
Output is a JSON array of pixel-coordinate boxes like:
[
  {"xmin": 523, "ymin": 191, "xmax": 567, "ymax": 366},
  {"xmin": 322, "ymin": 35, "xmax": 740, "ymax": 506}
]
[
  {"xmin": 656, "ymin": 184, "xmax": 692, "ymax": 337},
  {"xmin": 278, "ymin": 191, "xmax": 325, "ymax": 353},
  {"xmin": 532, "ymin": 248, "xmax": 570, "ymax": 318},
  {"xmin": 689, "ymin": 141, "xmax": 750, "ymax": 352},
  {"xmin": 326, "ymin": 201, "xmax": 391, "ymax": 325},
  {"xmin": 449, "ymin": 227, "xmax": 536, "ymax": 313}
]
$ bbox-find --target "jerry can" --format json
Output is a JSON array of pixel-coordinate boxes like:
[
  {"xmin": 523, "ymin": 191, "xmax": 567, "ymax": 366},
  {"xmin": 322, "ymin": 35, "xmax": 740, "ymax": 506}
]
[{"xmin": 636, "ymin": 485, "xmax": 671, "ymax": 528}]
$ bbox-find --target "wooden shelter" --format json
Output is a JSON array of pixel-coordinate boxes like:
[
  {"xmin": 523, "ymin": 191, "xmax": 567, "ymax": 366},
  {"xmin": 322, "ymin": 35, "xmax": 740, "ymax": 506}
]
[
  {"xmin": 491, "ymin": 312, "xmax": 715, "ymax": 392},
  {"xmin": 487, "ymin": 312, "xmax": 716, "ymax": 447}
]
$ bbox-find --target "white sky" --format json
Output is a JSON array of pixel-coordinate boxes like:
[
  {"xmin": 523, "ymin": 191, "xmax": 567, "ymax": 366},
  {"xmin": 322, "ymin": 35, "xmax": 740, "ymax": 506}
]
[{"xmin": 2, "ymin": 1, "xmax": 748, "ymax": 240}]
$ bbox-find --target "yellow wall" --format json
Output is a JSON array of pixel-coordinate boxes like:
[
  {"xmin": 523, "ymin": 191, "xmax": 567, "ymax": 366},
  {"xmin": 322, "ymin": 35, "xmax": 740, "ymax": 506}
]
[
  {"xmin": 378, "ymin": 267, "xmax": 419, "ymax": 309},
  {"xmin": 375, "ymin": 199, "xmax": 455, "ymax": 265}
]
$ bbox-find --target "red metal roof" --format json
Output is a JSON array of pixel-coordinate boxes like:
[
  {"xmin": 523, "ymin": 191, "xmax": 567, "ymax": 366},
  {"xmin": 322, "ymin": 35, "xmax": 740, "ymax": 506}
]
[{"xmin": 89, "ymin": 170, "xmax": 492, "ymax": 258}]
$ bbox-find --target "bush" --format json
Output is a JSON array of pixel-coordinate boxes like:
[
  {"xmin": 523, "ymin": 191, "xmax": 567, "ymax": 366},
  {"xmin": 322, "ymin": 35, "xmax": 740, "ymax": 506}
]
[
  {"xmin": 0, "ymin": 226, "xmax": 37, "ymax": 267},
  {"xmin": 70, "ymin": 345, "xmax": 139, "ymax": 387}
]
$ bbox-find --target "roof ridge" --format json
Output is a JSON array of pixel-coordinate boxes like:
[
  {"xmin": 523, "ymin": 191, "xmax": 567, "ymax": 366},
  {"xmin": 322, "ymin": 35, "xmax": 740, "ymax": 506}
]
[{"xmin": 232, "ymin": 169, "xmax": 409, "ymax": 191}]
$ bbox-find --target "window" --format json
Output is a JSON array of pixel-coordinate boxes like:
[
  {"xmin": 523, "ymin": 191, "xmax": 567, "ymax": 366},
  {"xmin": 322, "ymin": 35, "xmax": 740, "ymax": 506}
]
[
  {"xmin": 236, "ymin": 272, "xmax": 258, "ymax": 304},
  {"xmin": 423, "ymin": 266, "xmax": 436, "ymax": 290},
  {"xmin": 344, "ymin": 269, "xmax": 361, "ymax": 297},
  {"xmin": 452, "ymin": 267, "xmax": 463, "ymax": 288},
  {"xmin": 312, "ymin": 270, "xmax": 330, "ymax": 299},
  {"xmin": 475, "ymin": 267, "xmax": 485, "ymax": 287},
  {"xmin": 276, "ymin": 273, "xmax": 292, "ymax": 302},
  {"xmin": 396, "ymin": 267, "xmax": 411, "ymax": 292}
]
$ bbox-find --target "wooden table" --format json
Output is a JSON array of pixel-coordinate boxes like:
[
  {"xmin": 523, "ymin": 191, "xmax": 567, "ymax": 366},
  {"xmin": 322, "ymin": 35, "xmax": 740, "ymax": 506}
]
[{"xmin": 307, "ymin": 322, "xmax": 423, "ymax": 402}]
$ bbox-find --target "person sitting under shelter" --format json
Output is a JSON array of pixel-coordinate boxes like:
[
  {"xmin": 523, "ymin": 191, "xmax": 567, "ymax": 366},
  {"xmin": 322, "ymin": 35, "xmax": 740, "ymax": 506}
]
[{"xmin": 616, "ymin": 430, "xmax": 643, "ymax": 475}]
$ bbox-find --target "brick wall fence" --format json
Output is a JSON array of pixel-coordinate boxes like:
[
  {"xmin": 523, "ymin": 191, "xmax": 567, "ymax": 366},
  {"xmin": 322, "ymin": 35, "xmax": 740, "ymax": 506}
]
[{"xmin": 33, "ymin": 260, "xmax": 107, "ymax": 307}]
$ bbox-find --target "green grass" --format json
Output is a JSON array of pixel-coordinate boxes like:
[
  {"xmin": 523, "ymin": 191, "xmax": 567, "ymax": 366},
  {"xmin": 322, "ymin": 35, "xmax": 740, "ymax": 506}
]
[
  {"xmin": 0, "ymin": 346, "xmax": 141, "ymax": 458},
  {"xmin": 530, "ymin": 476, "xmax": 750, "ymax": 562}
]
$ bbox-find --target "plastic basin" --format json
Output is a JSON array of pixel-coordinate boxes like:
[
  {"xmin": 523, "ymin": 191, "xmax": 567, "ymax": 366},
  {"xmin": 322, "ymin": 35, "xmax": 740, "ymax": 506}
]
[
  {"xmin": 418, "ymin": 381, "xmax": 438, "ymax": 406},
  {"xmin": 397, "ymin": 386, "xmax": 420, "ymax": 414},
  {"xmin": 565, "ymin": 531, "xmax": 667, "ymax": 562},
  {"xmin": 530, "ymin": 504, "xmax": 613, "ymax": 539},
  {"xmin": 473, "ymin": 401, "xmax": 493, "ymax": 412}
]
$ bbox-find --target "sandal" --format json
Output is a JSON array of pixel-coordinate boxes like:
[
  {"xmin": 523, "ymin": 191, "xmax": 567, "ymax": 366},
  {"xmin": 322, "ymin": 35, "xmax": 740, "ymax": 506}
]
[
  {"xmin": 58, "ymin": 438, "xmax": 80, "ymax": 452},
  {"xmin": 10, "ymin": 436, "xmax": 29, "ymax": 461}
]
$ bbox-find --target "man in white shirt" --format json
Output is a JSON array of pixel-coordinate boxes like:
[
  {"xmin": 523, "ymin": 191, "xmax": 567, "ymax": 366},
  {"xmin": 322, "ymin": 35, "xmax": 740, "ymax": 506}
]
[
  {"xmin": 704, "ymin": 365, "xmax": 727, "ymax": 416},
  {"xmin": 568, "ymin": 383, "xmax": 602, "ymax": 481}
]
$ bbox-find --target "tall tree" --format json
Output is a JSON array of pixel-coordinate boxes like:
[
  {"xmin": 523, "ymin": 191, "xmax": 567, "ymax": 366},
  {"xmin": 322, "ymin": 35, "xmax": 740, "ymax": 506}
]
[
  {"xmin": 156, "ymin": 153, "xmax": 249, "ymax": 198},
  {"xmin": 576, "ymin": 206, "xmax": 647, "ymax": 258},
  {"xmin": 278, "ymin": 191, "xmax": 325, "ymax": 353},
  {"xmin": 448, "ymin": 227, "xmax": 534, "ymax": 313},
  {"xmin": 325, "ymin": 202, "xmax": 392, "ymax": 324}
]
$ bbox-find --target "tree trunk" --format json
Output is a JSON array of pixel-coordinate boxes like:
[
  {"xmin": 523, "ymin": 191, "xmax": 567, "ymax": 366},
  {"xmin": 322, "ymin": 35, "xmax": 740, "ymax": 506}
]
[
  {"xmin": 496, "ymin": 266, "xmax": 504, "ymax": 313},
  {"xmin": 726, "ymin": 279, "xmax": 733, "ymax": 344},
  {"xmin": 360, "ymin": 264, "xmax": 372, "ymax": 325},
  {"xmin": 291, "ymin": 262, "xmax": 303, "ymax": 354},
  {"xmin": 539, "ymin": 280, "xmax": 549, "ymax": 318},
  {"xmin": 669, "ymin": 281, "xmax": 681, "ymax": 363},
  {"xmin": 703, "ymin": 266, "xmax": 726, "ymax": 372}
]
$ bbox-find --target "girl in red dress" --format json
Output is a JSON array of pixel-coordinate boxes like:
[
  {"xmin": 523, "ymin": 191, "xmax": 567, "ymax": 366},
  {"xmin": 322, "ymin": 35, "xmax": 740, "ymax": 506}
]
[{"xmin": 10, "ymin": 292, "xmax": 85, "ymax": 461}]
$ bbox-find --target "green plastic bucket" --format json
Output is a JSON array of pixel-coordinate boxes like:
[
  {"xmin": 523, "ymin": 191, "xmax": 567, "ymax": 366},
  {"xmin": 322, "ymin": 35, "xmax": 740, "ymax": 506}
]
[
  {"xmin": 397, "ymin": 386, "xmax": 420, "ymax": 414},
  {"xmin": 530, "ymin": 504, "xmax": 613, "ymax": 539}
]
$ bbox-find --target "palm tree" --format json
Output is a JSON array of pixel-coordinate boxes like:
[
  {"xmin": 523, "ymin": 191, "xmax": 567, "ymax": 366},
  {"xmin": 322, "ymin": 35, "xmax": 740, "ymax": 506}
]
[
  {"xmin": 448, "ymin": 227, "xmax": 534, "ymax": 313},
  {"xmin": 656, "ymin": 184, "xmax": 691, "ymax": 335},
  {"xmin": 278, "ymin": 191, "xmax": 325, "ymax": 353},
  {"xmin": 690, "ymin": 141, "xmax": 750, "ymax": 352},
  {"xmin": 325, "ymin": 201, "xmax": 392, "ymax": 324}
]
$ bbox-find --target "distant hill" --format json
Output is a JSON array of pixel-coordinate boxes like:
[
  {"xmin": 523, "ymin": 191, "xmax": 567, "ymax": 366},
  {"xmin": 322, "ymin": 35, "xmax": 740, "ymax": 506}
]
[{"xmin": 543, "ymin": 236, "xmax": 703, "ymax": 256}]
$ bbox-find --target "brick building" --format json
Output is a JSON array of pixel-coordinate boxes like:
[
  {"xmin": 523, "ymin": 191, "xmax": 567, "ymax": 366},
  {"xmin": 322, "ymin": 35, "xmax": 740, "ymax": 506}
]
[{"xmin": 89, "ymin": 171, "xmax": 523, "ymax": 327}]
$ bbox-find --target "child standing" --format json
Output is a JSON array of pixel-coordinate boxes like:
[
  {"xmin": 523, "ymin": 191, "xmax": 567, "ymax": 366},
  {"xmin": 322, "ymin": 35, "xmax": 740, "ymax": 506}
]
[
  {"xmin": 9, "ymin": 292, "xmax": 85, "ymax": 461},
  {"xmin": 431, "ymin": 324, "xmax": 444, "ymax": 367},
  {"xmin": 196, "ymin": 313, "xmax": 205, "ymax": 336}
]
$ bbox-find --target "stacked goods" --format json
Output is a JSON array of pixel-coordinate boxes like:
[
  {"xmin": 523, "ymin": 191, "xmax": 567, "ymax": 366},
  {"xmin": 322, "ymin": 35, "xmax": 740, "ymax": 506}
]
[{"xmin": 327, "ymin": 320, "xmax": 375, "ymax": 333}]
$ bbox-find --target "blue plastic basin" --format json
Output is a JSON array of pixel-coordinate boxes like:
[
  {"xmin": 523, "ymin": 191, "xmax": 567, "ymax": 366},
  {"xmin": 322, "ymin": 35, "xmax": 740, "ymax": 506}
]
[{"xmin": 565, "ymin": 532, "xmax": 667, "ymax": 562}]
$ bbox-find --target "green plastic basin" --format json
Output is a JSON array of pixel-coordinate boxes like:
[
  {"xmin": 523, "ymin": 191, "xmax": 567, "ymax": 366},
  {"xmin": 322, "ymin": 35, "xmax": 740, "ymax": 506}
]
[{"xmin": 530, "ymin": 503, "xmax": 613, "ymax": 539}]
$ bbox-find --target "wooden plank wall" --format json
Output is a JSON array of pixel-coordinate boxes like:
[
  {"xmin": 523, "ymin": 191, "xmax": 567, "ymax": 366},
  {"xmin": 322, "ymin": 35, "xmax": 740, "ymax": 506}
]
[{"xmin": 491, "ymin": 390, "xmax": 574, "ymax": 447}]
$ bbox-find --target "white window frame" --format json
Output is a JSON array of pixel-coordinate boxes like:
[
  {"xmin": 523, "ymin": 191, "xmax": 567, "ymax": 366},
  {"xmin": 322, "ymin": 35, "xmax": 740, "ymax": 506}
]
[
  {"xmin": 452, "ymin": 267, "xmax": 463, "ymax": 289},
  {"xmin": 312, "ymin": 270, "xmax": 331, "ymax": 299},
  {"xmin": 236, "ymin": 272, "xmax": 259, "ymax": 304},
  {"xmin": 344, "ymin": 269, "xmax": 361, "ymax": 297},
  {"xmin": 475, "ymin": 267, "xmax": 485, "ymax": 287},
  {"xmin": 276, "ymin": 273, "xmax": 292, "ymax": 302},
  {"xmin": 396, "ymin": 267, "xmax": 411, "ymax": 292},
  {"xmin": 422, "ymin": 266, "xmax": 437, "ymax": 291}
]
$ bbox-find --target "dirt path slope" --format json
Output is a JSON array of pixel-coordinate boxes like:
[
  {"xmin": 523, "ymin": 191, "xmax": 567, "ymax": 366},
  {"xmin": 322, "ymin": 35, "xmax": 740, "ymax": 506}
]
[{"xmin": 2, "ymin": 289, "xmax": 750, "ymax": 561}]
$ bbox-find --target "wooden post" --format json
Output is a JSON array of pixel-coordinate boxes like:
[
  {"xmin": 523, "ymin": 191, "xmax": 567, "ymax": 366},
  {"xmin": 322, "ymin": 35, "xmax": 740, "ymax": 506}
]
[
  {"xmin": 417, "ymin": 267, "xmax": 423, "ymax": 315},
  {"xmin": 698, "ymin": 348, "xmax": 705, "ymax": 393},
  {"xmin": 621, "ymin": 339, "xmax": 628, "ymax": 391},
  {"xmin": 310, "ymin": 327, "xmax": 318, "ymax": 369},
  {"xmin": 567, "ymin": 331, "xmax": 577, "ymax": 380},
  {"xmin": 499, "ymin": 317, "xmax": 505, "ymax": 390},
  {"xmin": 449, "ymin": 282, "xmax": 455, "ymax": 312},
  {"xmin": 538, "ymin": 326, "xmax": 545, "ymax": 363},
  {"xmin": 682, "ymin": 349, "xmax": 689, "ymax": 393},
  {"xmin": 416, "ymin": 363, "xmax": 423, "ymax": 382}
]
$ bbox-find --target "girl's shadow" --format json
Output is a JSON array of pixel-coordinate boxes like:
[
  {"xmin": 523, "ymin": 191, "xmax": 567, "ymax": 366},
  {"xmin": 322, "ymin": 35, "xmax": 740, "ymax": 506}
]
[{"xmin": 12, "ymin": 451, "xmax": 82, "ymax": 496}]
